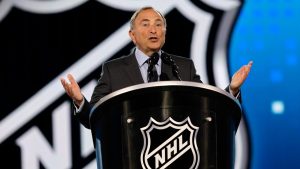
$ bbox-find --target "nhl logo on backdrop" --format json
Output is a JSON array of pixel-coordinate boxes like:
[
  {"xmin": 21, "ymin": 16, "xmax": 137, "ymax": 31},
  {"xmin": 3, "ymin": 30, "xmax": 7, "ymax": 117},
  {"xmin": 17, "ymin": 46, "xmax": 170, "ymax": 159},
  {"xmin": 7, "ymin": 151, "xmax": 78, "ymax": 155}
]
[{"xmin": 140, "ymin": 117, "xmax": 200, "ymax": 169}]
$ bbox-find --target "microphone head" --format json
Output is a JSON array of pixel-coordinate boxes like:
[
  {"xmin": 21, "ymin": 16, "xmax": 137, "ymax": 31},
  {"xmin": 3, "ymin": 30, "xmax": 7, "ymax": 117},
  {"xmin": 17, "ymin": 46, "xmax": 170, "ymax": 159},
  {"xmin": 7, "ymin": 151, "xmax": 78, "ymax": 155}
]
[
  {"xmin": 149, "ymin": 52, "xmax": 159, "ymax": 65},
  {"xmin": 161, "ymin": 52, "xmax": 170, "ymax": 64},
  {"xmin": 161, "ymin": 52, "xmax": 177, "ymax": 65}
]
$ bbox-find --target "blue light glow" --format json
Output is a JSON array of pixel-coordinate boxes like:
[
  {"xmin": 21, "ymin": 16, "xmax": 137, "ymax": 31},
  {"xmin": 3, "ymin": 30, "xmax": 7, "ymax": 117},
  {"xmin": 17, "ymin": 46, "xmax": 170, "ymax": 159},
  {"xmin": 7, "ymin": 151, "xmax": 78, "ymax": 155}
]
[{"xmin": 230, "ymin": 0, "xmax": 300, "ymax": 168}]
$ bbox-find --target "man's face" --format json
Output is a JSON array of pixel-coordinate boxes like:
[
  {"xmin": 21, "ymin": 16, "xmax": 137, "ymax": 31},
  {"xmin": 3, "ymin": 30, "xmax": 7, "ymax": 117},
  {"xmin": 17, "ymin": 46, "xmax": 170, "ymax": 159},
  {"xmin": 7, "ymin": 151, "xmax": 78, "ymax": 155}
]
[{"xmin": 129, "ymin": 9, "xmax": 166, "ymax": 56}]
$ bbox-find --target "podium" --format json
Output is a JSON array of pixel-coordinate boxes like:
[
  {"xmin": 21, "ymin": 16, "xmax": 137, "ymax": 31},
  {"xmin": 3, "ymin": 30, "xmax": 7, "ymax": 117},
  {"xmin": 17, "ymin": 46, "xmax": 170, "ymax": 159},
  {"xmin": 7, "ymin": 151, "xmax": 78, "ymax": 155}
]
[{"xmin": 90, "ymin": 81, "xmax": 242, "ymax": 169}]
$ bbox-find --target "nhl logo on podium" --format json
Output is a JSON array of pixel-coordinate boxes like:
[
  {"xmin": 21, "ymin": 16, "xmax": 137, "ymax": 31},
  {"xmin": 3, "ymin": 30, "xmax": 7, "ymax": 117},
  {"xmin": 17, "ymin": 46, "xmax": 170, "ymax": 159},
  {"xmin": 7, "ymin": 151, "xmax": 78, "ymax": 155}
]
[{"xmin": 140, "ymin": 117, "xmax": 200, "ymax": 169}]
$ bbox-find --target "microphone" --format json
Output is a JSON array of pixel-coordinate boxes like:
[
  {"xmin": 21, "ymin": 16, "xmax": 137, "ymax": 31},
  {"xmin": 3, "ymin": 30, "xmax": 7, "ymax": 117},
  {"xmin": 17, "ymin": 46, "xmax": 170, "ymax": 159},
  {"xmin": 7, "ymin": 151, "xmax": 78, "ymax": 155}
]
[
  {"xmin": 148, "ymin": 52, "xmax": 159, "ymax": 66},
  {"xmin": 161, "ymin": 52, "xmax": 182, "ymax": 81}
]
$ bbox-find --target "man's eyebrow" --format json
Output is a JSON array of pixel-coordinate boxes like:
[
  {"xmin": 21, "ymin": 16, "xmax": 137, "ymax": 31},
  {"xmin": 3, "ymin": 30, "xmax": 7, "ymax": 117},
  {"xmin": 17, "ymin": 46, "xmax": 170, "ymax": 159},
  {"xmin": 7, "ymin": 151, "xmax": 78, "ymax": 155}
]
[
  {"xmin": 140, "ymin": 19, "xmax": 150, "ymax": 22},
  {"xmin": 140, "ymin": 18, "xmax": 163, "ymax": 22}
]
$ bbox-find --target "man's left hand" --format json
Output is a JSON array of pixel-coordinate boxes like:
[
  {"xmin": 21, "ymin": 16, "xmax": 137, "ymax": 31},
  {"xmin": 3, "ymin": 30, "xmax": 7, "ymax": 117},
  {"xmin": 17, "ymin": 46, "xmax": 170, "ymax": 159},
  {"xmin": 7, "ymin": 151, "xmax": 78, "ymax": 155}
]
[{"xmin": 230, "ymin": 61, "xmax": 253, "ymax": 96}]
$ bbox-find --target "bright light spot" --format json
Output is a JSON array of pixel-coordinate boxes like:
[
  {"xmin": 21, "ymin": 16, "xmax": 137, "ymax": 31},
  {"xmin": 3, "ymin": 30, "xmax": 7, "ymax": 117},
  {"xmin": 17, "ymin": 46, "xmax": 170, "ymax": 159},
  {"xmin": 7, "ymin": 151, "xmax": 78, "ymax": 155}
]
[{"xmin": 271, "ymin": 101, "xmax": 284, "ymax": 114}]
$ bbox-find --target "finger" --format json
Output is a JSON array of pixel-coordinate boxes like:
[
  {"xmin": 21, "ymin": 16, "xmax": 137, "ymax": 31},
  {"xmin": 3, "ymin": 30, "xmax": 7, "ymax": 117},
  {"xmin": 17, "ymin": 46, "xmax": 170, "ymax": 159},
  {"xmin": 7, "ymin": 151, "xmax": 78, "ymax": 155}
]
[
  {"xmin": 60, "ymin": 78, "xmax": 68, "ymax": 88},
  {"xmin": 245, "ymin": 62, "xmax": 253, "ymax": 73},
  {"xmin": 242, "ymin": 64, "xmax": 251, "ymax": 78},
  {"xmin": 61, "ymin": 77, "xmax": 74, "ymax": 94},
  {"xmin": 235, "ymin": 67, "xmax": 247, "ymax": 80},
  {"xmin": 238, "ymin": 66, "xmax": 247, "ymax": 76},
  {"xmin": 248, "ymin": 61, "xmax": 253, "ymax": 67},
  {"xmin": 67, "ymin": 74, "xmax": 77, "ymax": 85}
]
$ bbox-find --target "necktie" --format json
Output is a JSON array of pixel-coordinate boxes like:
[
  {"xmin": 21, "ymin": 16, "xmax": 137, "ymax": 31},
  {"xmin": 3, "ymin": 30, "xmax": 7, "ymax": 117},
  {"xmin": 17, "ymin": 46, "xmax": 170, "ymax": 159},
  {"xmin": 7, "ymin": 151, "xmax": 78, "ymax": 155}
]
[{"xmin": 147, "ymin": 53, "xmax": 159, "ymax": 82}]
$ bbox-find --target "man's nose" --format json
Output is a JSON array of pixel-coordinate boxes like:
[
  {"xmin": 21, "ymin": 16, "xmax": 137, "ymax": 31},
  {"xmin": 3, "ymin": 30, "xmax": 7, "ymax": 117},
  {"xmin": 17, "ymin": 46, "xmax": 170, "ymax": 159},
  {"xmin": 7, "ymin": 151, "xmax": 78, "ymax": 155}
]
[{"xmin": 149, "ymin": 25, "xmax": 157, "ymax": 34}]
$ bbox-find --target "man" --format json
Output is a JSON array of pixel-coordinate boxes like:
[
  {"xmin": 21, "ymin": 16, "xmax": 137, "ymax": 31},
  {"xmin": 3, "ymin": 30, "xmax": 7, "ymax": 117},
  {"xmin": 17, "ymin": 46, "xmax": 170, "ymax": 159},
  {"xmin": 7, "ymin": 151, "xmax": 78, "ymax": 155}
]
[{"xmin": 61, "ymin": 7, "xmax": 252, "ymax": 129}]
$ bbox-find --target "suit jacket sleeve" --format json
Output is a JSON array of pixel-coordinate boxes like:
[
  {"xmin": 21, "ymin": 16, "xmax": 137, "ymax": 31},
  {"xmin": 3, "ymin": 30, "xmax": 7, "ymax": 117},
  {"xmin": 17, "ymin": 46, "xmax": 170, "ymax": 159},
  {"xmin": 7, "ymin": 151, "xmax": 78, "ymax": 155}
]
[{"xmin": 74, "ymin": 63, "xmax": 112, "ymax": 129}]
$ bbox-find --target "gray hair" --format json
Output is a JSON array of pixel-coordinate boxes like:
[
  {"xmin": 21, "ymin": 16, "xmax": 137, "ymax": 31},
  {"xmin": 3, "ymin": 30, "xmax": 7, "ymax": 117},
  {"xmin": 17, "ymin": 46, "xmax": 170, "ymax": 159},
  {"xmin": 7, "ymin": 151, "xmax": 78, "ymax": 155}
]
[{"xmin": 129, "ymin": 6, "xmax": 167, "ymax": 30}]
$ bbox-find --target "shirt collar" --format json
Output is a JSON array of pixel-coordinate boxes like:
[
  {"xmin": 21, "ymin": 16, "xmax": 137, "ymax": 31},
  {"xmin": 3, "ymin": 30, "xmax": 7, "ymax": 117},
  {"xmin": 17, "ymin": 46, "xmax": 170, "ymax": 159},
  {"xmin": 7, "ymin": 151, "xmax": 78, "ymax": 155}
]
[{"xmin": 135, "ymin": 47, "xmax": 162, "ymax": 67}]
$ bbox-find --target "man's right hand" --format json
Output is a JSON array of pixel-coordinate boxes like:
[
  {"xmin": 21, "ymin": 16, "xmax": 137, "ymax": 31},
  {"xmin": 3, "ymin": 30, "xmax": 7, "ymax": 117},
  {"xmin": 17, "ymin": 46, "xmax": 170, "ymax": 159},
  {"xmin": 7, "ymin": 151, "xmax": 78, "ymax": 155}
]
[{"xmin": 60, "ymin": 74, "xmax": 83, "ymax": 106}]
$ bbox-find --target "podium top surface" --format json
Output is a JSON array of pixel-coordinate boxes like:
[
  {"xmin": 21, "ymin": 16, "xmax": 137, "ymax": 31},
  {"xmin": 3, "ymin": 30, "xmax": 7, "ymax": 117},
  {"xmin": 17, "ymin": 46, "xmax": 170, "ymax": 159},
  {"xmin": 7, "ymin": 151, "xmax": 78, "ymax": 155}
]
[{"xmin": 91, "ymin": 81, "xmax": 241, "ymax": 113}]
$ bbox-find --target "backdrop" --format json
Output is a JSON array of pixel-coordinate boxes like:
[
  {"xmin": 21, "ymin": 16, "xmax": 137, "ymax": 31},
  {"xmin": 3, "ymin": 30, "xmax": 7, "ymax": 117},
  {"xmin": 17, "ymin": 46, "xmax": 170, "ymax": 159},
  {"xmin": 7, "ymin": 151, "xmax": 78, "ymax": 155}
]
[{"xmin": 0, "ymin": 0, "xmax": 299, "ymax": 169}]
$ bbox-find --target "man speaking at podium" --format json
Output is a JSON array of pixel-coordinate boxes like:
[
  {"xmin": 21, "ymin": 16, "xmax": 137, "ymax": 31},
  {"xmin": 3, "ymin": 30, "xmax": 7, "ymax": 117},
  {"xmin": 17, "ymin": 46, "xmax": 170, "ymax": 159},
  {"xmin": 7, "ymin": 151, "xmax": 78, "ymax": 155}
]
[{"xmin": 60, "ymin": 6, "xmax": 252, "ymax": 129}]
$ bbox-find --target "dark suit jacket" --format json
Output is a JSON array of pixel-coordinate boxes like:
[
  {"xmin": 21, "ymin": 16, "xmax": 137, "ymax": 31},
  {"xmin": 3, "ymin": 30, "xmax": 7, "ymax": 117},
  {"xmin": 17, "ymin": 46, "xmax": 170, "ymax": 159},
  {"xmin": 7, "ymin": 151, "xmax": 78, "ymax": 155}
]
[
  {"xmin": 76, "ymin": 51, "xmax": 232, "ymax": 128},
  {"xmin": 76, "ymin": 51, "xmax": 202, "ymax": 128}
]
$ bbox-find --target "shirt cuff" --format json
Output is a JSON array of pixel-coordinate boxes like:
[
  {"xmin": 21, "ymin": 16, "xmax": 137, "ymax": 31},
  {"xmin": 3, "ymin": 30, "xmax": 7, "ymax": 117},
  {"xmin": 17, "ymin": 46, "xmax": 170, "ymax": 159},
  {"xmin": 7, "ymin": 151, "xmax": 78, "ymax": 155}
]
[
  {"xmin": 229, "ymin": 88, "xmax": 240, "ymax": 99},
  {"xmin": 73, "ymin": 99, "xmax": 85, "ymax": 115}
]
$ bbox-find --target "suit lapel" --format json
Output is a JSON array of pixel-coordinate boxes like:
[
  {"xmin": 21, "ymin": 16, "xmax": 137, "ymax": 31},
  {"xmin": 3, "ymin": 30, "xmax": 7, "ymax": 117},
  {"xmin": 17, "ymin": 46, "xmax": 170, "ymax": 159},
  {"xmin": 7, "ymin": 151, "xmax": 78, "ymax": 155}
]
[
  {"xmin": 123, "ymin": 53, "xmax": 144, "ymax": 84},
  {"xmin": 161, "ymin": 60, "xmax": 177, "ymax": 81}
]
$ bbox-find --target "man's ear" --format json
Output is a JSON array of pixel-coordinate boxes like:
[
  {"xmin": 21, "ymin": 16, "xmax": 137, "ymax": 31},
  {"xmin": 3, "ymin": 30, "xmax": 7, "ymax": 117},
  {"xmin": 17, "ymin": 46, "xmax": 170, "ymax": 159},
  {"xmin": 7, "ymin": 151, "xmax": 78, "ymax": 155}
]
[{"xmin": 129, "ymin": 30, "xmax": 136, "ymax": 44}]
